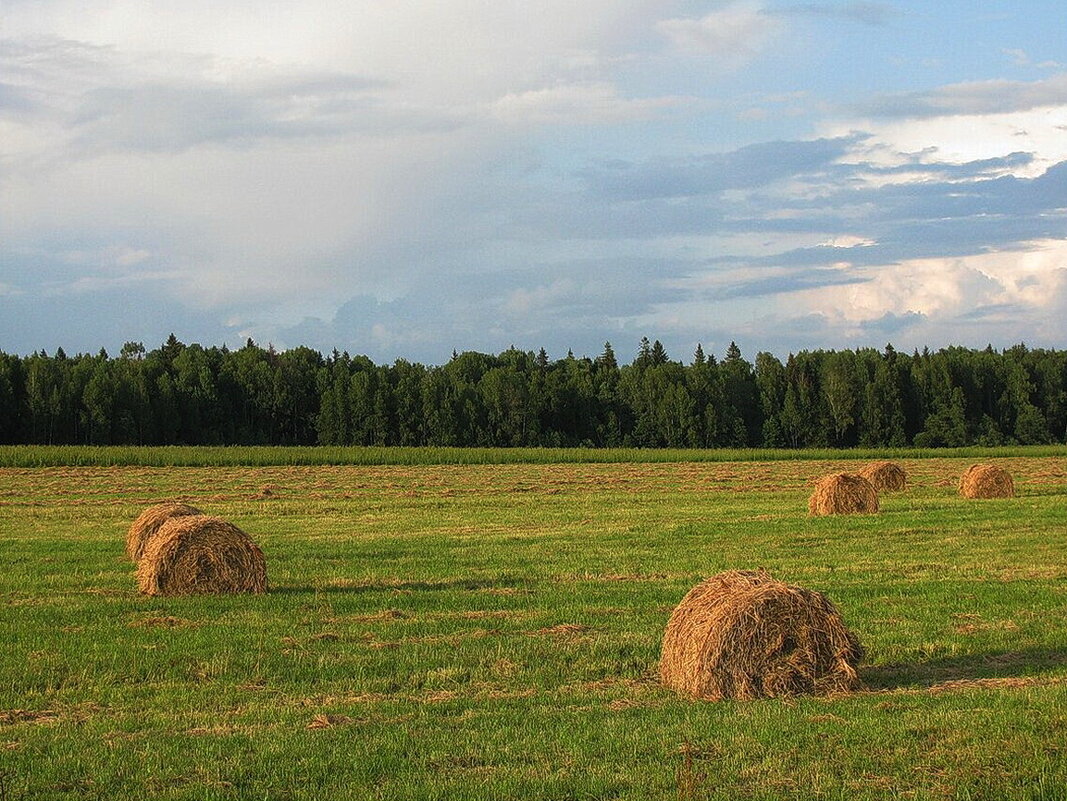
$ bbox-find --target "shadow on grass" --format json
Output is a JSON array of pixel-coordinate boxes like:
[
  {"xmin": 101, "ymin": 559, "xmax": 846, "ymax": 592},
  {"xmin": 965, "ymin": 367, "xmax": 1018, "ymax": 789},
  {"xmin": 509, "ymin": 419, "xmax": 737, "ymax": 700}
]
[
  {"xmin": 270, "ymin": 576, "xmax": 531, "ymax": 595},
  {"xmin": 862, "ymin": 646, "xmax": 1067, "ymax": 691}
]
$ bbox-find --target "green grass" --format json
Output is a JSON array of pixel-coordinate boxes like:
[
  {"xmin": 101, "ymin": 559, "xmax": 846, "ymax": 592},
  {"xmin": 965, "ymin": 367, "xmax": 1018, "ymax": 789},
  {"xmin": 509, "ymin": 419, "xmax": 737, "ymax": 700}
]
[
  {"xmin": 2, "ymin": 443, "xmax": 1066, "ymax": 467},
  {"xmin": 1, "ymin": 454, "xmax": 1066, "ymax": 799}
]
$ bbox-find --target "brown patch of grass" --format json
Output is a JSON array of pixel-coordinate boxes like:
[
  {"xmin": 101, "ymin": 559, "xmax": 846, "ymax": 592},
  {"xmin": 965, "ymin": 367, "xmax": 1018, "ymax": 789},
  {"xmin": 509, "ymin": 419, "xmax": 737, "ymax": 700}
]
[
  {"xmin": 925, "ymin": 676, "xmax": 1067, "ymax": 693},
  {"xmin": 1, "ymin": 709, "xmax": 59, "ymax": 726},
  {"xmin": 532, "ymin": 623, "xmax": 590, "ymax": 637},
  {"xmin": 185, "ymin": 725, "xmax": 244, "ymax": 736},
  {"xmin": 368, "ymin": 628, "xmax": 505, "ymax": 649},
  {"xmin": 130, "ymin": 615, "xmax": 196, "ymax": 629},
  {"xmin": 349, "ymin": 609, "xmax": 409, "ymax": 622},
  {"xmin": 454, "ymin": 610, "xmax": 519, "ymax": 621},
  {"xmin": 479, "ymin": 586, "xmax": 533, "ymax": 596},
  {"xmin": 951, "ymin": 614, "xmax": 1020, "ymax": 635},
  {"xmin": 306, "ymin": 714, "xmax": 355, "ymax": 730}
]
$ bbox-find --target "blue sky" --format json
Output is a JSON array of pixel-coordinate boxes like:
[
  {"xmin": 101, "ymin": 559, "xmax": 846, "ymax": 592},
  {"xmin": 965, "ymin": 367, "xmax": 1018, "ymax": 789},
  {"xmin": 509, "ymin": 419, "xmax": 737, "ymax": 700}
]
[{"xmin": 2, "ymin": 1, "xmax": 1065, "ymax": 364}]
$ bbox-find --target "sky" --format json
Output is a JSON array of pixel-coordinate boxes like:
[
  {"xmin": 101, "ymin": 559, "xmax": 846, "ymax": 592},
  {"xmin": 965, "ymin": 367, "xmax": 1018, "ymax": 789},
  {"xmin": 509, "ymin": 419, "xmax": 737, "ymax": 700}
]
[{"xmin": 2, "ymin": 1, "xmax": 1066, "ymax": 364}]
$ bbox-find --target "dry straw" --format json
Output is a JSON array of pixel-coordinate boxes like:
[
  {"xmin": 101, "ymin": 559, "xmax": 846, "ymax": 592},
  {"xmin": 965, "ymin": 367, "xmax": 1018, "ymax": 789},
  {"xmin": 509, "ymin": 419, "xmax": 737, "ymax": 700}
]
[
  {"xmin": 126, "ymin": 502, "xmax": 203, "ymax": 562},
  {"xmin": 959, "ymin": 463, "xmax": 1015, "ymax": 499},
  {"xmin": 660, "ymin": 570, "xmax": 863, "ymax": 701},
  {"xmin": 808, "ymin": 473, "xmax": 879, "ymax": 516},
  {"xmin": 858, "ymin": 461, "xmax": 907, "ymax": 492},
  {"xmin": 136, "ymin": 515, "xmax": 267, "ymax": 596}
]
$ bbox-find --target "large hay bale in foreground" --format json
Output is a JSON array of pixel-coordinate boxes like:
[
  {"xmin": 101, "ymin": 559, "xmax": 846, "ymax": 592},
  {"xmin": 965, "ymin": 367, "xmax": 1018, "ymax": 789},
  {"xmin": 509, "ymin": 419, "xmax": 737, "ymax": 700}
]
[
  {"xmin": 126, "ymin": 502, "xmax": 203, "ymax": 562},
  {"xmin": 959, "ymin": 464, "xmax": 1014, "ymax": 499},
  {"xmin": 136, "ymin": 515, "xmax": 267, "ymax": 596},
  {"xmin": 808, "ymin": 473, "xmax": 879, "ymax": 516},
  {"xmin": 660, "ymin": 570, "xmax": 863, "ymax": 701},
  {"xmin": 859, "ymin": 461, "xmax": 907, "ymax": 492}
]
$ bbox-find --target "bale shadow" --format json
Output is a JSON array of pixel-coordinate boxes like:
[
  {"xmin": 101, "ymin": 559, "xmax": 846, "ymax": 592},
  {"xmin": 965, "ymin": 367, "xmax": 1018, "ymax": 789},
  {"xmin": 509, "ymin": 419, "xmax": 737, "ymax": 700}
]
[{"xmin": 862, "ymin": 646, "xmax": 1067, "ymax": 691}]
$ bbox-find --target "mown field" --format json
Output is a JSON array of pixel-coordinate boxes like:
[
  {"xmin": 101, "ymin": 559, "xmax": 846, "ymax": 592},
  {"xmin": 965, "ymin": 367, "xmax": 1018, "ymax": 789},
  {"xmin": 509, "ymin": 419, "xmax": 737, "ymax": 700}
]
[{"xmin": 1, "ymin": 448, "xmax": 1066, "ymax": 799}]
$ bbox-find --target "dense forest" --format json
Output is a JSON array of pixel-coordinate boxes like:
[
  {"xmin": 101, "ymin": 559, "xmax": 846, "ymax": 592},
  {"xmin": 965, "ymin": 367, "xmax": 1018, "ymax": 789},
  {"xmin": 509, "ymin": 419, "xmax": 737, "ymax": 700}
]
[{"xmin": 0, "ymin": 335, "xmax": 1064, "ymax": 448}]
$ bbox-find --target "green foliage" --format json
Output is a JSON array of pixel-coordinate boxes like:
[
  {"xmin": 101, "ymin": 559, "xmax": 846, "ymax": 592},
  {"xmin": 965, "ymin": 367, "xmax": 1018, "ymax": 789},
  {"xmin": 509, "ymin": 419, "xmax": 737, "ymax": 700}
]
[{"xmin": 2, "ymin": 337, "xmax": 1066, "ymax": 448}]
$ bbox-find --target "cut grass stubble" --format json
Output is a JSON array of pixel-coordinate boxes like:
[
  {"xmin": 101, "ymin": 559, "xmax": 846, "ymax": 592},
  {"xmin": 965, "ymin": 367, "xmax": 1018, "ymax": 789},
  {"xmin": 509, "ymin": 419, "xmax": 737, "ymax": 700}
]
[{"xmin": 1, "ymin": 452, "xmax": 1066, "ymax": 799}]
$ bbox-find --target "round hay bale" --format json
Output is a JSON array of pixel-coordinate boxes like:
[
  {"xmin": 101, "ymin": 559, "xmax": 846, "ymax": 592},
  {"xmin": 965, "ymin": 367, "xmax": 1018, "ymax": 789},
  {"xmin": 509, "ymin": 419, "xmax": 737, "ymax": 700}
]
[
  {"xmin": 126, "ymin": 502, "xmax": 203, "ymax": 562},
  {"xmin": 136, "ymin": 515, "xmax": 267, "ymax": 596},
  {"xmin": 959, "ymin": 463, "xmax": 1014, "ymax": 499},
  {"xmin": 808, "ymin": 473, "xmax": 879, "ymax": 516},
  {"xmin": 660, "ymin": 570, "xmax": 863, "ymax": 701},
  {"xmin": 858, "ymin": 461, "xmax": 907, "ymax": 492}
]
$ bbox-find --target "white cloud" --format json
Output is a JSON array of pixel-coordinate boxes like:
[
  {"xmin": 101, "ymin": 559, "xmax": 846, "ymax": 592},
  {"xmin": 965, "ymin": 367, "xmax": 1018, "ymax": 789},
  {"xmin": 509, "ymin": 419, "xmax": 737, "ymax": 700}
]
[
  {"xmin": 794, "ymin": 239, "xmax": 1067, "ymax": 331},
  {"xmin": 826, "ymin": 89, "xmax": 1067, "ymax": 178},
  {"xmin": 656, "ymin": 3, "xmax": 784, "ymax": 67},
  {"xmin": 2, "ymin": 1, "xmax": 665, "ymax": 103}
]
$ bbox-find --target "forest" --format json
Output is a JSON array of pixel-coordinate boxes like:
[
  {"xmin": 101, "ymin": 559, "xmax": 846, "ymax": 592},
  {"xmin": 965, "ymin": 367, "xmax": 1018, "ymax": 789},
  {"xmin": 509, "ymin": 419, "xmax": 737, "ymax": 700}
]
[{"xmin": 0, "ymin": 335, "xmax": 1064, "ymax": 448}]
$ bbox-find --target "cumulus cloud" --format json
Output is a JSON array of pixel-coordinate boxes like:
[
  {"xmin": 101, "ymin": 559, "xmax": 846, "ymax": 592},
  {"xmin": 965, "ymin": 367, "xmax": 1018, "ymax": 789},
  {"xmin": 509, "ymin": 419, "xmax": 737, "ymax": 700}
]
[{"xmin": 793, "ymin": 240, "xmax": 1067, "ymax": 345}]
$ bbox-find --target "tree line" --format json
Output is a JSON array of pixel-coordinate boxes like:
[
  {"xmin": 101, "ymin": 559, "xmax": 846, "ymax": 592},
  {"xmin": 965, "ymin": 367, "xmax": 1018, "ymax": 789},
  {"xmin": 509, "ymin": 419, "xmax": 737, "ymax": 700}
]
[{"xmin": 1, "ymin": 335, "xmax": 1064, "ymax": 448}]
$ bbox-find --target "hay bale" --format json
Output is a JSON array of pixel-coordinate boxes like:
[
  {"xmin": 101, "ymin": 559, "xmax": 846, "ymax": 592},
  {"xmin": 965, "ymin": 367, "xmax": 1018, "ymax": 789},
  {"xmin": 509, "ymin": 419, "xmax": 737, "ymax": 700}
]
[
  {"xmin": 136, "ymin": 515, "xmax": 267, "ymax": 596},
  {"xmin": 858, "ymin": 461, "xmax": 907, "ymax": 492},
  {"xmin": 959, "ymin": 464, "xmax": 1014, "ymax": 499},
  {"xmin": 808, "ymin": 473, "xmax": 879, "ymax": 516},
  {"xmin": 660, "ymin": 570, "xmax": 863, "ymax": 701},
  {"xmin": 126, "ymin": 502, "xmax": 203, "ymax": 562}
]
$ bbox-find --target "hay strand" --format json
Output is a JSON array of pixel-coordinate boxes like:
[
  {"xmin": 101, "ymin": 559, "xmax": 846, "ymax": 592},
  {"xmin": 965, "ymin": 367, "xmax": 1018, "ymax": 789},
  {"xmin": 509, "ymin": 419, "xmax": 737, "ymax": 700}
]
[
  {"xmin": 808, "ymin": 473, "xmax": 879, "ymax": 516},
  {"xmin": 660, "ymin": 570, "xmax": 863, "ymax": 701},
  {"xmin": 136, "ymin": 515, "xmax": 267, "ymax": 596},
  {"xmin": 858, "ymin": 461, "xmax": 907, "ymax": 492},
  {"xmin": 959, "ymin": 464, "xmax": 1014, "ymax": 499},
  {"xmin": 126, "ymin": 502, "xmax": 203, "ymax": 562}
]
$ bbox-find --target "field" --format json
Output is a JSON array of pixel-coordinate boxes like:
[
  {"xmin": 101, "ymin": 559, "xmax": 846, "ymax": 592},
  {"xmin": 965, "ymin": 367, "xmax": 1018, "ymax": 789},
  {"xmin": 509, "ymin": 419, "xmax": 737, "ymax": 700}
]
[{"xmin": 2, "ymin": 448, "xmax": 1067, "ymax": 799}]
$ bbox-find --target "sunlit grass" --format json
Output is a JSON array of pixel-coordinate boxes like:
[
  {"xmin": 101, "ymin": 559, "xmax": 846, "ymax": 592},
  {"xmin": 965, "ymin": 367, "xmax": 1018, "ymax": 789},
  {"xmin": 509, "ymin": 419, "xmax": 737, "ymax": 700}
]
[
  {"xmin": 2, "ymin": 443, "xmax": 1066, "ymax": 467},
  {"xmin": 1, "ymin": 454, "xmax": 1066, "ymax": 798}
]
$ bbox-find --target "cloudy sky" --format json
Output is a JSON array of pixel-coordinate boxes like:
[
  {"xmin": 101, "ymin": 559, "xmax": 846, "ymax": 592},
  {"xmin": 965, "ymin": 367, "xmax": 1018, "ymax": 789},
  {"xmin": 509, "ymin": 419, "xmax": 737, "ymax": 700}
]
[{"xmin": 2, "ymin": 1, "xmax": 1066, "ymax": 363}]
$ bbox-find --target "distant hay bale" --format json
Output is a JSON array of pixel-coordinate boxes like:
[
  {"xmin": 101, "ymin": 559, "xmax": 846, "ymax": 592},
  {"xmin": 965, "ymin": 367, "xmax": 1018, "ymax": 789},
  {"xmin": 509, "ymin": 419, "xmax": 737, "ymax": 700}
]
[
  {"xmin": 808, "ymin": 473, "xmax": 879, "ymax": 516},
  {"xmin": 126, "ymin": 502, "xmax": 203, "ymax": 562},
  {"xmin": 136, "ymin": 515, "xmax": 267, "ymax": 596},
  {"xmin": 660, "ymin": 570, "xmax": 863, "ymax": 701},
  {"xmin": 859, "ymin": 461, "xmax": 907, "ymax": 492},
  {"xmin": 959, "ymin": 464, "xmax": 1014, "ymax": 499}
]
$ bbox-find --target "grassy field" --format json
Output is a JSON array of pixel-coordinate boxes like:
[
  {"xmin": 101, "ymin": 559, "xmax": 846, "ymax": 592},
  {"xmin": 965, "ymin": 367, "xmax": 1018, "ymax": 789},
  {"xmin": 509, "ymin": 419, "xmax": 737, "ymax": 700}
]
[
  {"xmin": 5, "ymin": 443, "xmax": 1067, "ymax": 467},
  {"xmin": 1, "ymin": 450, "xmax": 1066, "ymax": 799}
]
